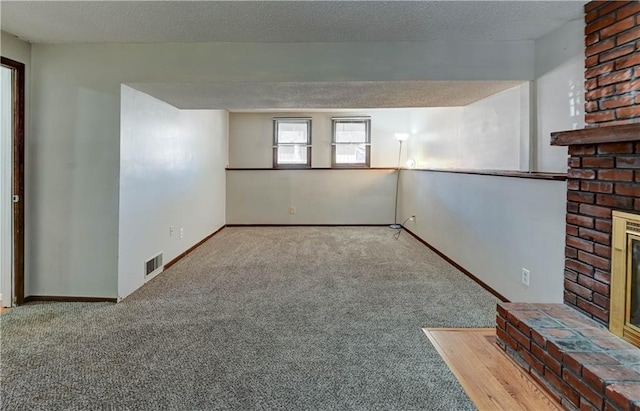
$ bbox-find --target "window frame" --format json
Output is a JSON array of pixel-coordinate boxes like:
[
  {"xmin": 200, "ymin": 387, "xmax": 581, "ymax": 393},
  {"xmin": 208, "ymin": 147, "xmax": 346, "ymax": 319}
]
[
  {"xmin": 272, "ymin": 118, "xmax": 312, "ymax": 169},
  {"xmin": 331, "ymin": 118, "xmax": 371, "ymax": 168}
]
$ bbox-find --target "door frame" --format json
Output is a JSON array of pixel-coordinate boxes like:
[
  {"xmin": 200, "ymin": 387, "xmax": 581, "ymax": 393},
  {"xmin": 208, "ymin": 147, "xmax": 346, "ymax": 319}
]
[{"xmin": 1, "ymin": 56, "xmax": 25, "ymax": 305}]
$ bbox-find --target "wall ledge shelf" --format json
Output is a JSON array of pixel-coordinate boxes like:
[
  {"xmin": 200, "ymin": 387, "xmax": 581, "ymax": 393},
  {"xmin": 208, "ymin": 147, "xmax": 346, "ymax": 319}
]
[
  {"xmin": 226, "ymin": 167, "xmax": 397, "ymax": 171},
  {"xmin": 404, "ymin": 168, "xmax": 567, "ymax": 181}
]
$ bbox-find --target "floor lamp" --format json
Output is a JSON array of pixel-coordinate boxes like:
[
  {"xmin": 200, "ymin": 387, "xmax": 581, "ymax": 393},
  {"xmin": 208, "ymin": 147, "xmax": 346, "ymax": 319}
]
[{"xmin": 390, "ymin": 133, "xmax": 410, "ymax": 229}]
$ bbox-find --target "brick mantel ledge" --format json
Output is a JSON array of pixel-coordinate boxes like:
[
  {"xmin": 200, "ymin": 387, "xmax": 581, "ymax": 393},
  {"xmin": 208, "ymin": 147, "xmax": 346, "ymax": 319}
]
[{"xmin": 551, "ymin": 124, "xmax": 640, "ymax": 146}]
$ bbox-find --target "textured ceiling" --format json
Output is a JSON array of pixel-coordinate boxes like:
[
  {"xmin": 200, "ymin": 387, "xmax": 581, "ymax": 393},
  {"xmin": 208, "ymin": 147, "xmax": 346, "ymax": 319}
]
[
  {"xmin": 128, "ymin": 81, "xmax": 525, "ymax": 109},
  {"xmin": 2, "ymin": 1, "xmax": 585, "ymax": 44},
  {"xmin": 2, "ymin": 1, "xmax": 582, "ymax": 109}
]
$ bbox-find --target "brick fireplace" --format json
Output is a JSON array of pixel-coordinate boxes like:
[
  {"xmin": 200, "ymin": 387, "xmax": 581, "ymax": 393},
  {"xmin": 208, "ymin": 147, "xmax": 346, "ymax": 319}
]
[
  {"xmin": 498, "ymin": 124, "xmax": 640, "ymax": 410},
  {"xmin": 562, "ymin": 0, "xmax": 640, "ymax": 327},
  {"xmin": 560, "ymin": 0, "xmax": 640, "ymax": 329},
  {"xmin": 495, "ymin": 2, "xmax": 640, "ymax": 410},
  {"xmin": 584, "ymin": 1, "xmax": 640, "ymax": 128},
  {"xmin": 558, "ymin": 125, "xmax": 640, "ymax": 327}
]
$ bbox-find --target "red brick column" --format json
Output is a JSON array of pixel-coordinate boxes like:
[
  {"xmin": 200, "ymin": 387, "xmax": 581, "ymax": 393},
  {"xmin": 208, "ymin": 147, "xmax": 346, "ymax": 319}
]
[
  {"xmin": 585, "ymin": 1, "xmax": 640, "ymax": 127},
  {"xmin": 559, "ymin": 1, "xmax": 640, "ymax": 326},
  {"xmin": 563, "ymin": 140, "xmax": 640, "ymax": 324}
]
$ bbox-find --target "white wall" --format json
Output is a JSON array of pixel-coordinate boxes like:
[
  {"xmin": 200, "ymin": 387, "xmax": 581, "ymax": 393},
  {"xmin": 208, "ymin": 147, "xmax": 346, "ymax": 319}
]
[
  {"xmin": 406, "ymin": 84, "xmax": 530, "ymax": 171},
  {"xmin": 118, "ymin": 86, "xmax": 227, "ymax": 300},
  {"xmin": 0, "ymin": 67, "xmax": 12, "ymax": 306},
  {"xmin": 397, "ymin": 19, "xmax": 585, "ymax": 303},
  {"xmin": 399, "ymin": 171, "xmax": 567, "ymax": 303},
  {"xmin": 227, "ymin": 169, "xmax": 396, "ymax": 224},
  {"xmin": 26, "ymin": 39, "xmax": 534, "ymax": 298},
  {"xmin": 400, "ymin": 27, "xmax": 583, "ymax": 175},
  {"xmin": 535, "ymin": 19, "xmax": 585, "ymax": 173},
  {"xmin": 1, "ymin": 32, "xmax": 31, "ymax": 63},
  {"xmin": 405, "ymin": 108, "xmax": 463, "ymax": 169},
  {"xmin": 227, "ymin": 110, "xmax": 410, "ymax": 224},
  {"xmin": 229, "ymin": 110, "xmax": 409, "ymax": 168},
  {"xmin": 460, "ymin": 85, "xmax": 530, "ymax": 171},
  {"xmin": 1, "ymin": 32, "xmax": 31, "ymax": 304}
]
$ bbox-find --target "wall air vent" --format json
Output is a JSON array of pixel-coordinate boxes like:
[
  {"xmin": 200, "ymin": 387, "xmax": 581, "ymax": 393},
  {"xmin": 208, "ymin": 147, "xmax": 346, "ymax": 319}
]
[{"xmin": 145, "ymin": 252, "xmax": 163, "ymax": 278}]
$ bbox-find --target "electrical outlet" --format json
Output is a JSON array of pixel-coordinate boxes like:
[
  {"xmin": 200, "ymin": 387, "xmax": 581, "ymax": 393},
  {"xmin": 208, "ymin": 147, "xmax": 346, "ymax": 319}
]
[
  {"xmin": 169, "ymin": 226, "xmax": 174, "ymax": 237},
  {"xmin": 522, "ymin": 268, "xmax": 530, "ymax": 287},
  {"xmin": 289, "ymin": 206, "xmax": 296, "ymax": 215},
  {"xmin": 179, "ymin": 228, "xmax": 184, "ymax": 239}
]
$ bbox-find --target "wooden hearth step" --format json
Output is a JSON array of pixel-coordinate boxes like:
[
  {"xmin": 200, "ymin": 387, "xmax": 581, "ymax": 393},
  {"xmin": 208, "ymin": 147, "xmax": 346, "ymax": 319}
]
[
  {"xmin": 424, "ymin": 328, "xmax": 562, "ymax": 410},
  {"xmin": 496, "ymin": 303, "xmax": 640, "ymax": 411}
]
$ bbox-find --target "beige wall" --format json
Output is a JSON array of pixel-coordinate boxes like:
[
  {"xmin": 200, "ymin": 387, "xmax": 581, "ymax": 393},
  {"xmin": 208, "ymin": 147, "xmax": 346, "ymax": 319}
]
[
  {"xmin": 229, "ymin": 110, "xmax": 413, "ymax": 168},
  {"xmin": 118, "ymin": 86, "xmax": 228, "ymax": 300},
  {"xmin": 226, "ymin": 169, "xmax": 397, "ymax": 225},
  {"xmin": 1, "ymin": 31, "xmax": 31, "ymax": 69},
  {"xmin": 399, "ymin": 171, "xmax": 567, "ymax": 303},
  {"xmin": 397, "ymin": 19, "xmax": 585, "ymax": 303},
  {"xmin": 227, "ymin": 110, "xmax": 413, "ymax": 224},
  {"xmin": 406, "ymin": 84, "xmax": 530, "ymax": 171},
  {"xmin": 1, "ymin": 32, "xmax": 31, "ymax": 301},
  {"xmin": 535, "ymin": 19, "xmax": 585, "ymax": 173},
  {"xmin": 25, "ymin": 39, "xmax": 535, "ymax": 298}
]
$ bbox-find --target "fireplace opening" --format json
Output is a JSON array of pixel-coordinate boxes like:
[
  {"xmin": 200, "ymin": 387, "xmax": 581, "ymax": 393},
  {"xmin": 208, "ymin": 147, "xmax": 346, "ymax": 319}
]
[{"xmin": 610, "ymin": 210, "xmax": 640, "ymax": 348}]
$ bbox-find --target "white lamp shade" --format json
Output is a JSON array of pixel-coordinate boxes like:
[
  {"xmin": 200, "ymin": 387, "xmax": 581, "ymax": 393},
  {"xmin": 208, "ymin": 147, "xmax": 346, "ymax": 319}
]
[{"xmin": 395, "ymin": 133, "xmax": 410, "ymax": 141}]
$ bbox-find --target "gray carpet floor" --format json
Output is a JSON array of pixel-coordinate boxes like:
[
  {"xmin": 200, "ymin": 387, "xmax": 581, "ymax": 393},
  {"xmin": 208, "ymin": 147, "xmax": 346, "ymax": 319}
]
[{"xmin": 1, "ymin": 227, "xmax": 498, "ymax": 410}]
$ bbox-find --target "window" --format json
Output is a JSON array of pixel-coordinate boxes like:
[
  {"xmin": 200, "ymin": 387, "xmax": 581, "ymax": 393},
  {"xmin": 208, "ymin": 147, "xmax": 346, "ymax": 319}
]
[
  {"xmin": 332, "ymin": 118, "xmax": 371, "ymax": 167},
  {"xmin": 273, "ymin": 118, "xmax": 311, "ymax": 168}
]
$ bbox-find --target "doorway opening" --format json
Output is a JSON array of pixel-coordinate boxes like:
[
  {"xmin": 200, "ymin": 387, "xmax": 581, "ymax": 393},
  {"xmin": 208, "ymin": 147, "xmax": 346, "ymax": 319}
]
[{"xmin": 1, "ymin": 56, "xmax": 25, "ymax": 307}]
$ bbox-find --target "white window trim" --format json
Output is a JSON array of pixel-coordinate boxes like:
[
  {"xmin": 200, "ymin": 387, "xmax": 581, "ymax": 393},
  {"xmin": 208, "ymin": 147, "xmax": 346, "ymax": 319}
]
[
  {"xmin": 331, "ymin": 117, "xmax": 371, "ymax": 168},
  {"xmin": 273, "ymin": 118, "xmax": 312, "ymax": 168}
]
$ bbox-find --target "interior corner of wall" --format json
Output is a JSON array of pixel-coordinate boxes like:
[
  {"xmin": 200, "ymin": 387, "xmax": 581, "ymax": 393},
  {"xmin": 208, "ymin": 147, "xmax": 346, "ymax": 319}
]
[
  {"xmin": 534, "ymin": 18, "xmax": 584, "ymax": 79},
  {"xmin": 521, "ymin": 81, "xmax": 536, "ymax": 172}
]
